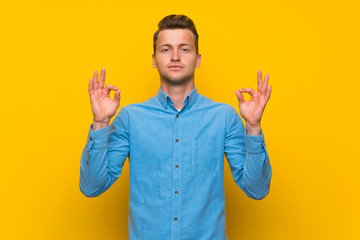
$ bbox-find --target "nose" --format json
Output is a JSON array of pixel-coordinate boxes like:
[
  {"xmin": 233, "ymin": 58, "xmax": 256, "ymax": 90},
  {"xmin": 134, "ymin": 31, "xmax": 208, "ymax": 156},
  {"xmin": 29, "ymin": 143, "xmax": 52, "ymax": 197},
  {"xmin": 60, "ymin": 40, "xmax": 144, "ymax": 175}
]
[{"xmin": 171, "ymin": 50, "xmax": 181, "ymax": 62}]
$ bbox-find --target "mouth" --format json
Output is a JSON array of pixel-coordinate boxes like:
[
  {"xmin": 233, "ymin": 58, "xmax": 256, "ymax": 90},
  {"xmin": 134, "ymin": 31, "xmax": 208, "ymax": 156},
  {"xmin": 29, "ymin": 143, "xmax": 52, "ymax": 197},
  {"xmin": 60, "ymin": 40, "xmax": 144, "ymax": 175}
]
[{"xmin": 168, "ymin": 65, "xmax": 184, "ymax": 70}]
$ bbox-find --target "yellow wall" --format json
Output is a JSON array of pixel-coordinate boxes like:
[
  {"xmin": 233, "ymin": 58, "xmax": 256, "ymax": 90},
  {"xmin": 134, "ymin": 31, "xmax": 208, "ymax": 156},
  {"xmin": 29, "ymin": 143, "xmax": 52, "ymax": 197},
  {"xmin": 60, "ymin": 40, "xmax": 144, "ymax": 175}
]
[{"xmin": 1, "ymin": 0, "xmax": 359, "ymax": 239}]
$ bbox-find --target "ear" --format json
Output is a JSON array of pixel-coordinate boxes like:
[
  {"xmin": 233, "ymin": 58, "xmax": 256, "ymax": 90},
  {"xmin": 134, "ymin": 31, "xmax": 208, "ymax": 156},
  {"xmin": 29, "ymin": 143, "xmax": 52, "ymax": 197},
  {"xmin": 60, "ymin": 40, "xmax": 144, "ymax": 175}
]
[
  {"xmin": 196, "ymin": 54, "xmax": 201, "ymax": 68},
  {"xmin": 152, "ymin": 54, "xmax": 157, "ymax": 68}
]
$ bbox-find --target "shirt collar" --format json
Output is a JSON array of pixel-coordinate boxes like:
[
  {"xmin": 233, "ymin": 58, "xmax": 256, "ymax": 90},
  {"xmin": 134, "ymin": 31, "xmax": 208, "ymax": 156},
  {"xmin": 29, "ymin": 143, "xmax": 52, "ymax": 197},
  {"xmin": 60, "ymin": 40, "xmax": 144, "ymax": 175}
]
[{"xmin": 156, "ymin": 86, "xmax": 199, "ymax": 110}]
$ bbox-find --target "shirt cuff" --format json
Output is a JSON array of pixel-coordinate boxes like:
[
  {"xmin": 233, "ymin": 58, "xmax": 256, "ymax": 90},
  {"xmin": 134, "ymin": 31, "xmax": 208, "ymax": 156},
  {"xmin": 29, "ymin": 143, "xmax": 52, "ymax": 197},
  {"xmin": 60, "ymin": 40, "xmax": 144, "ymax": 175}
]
[
  {"xmin": 244, "ymin": 129, "xmax": 266, "ymax": 154},
  {"xmin": 86, "ymin": 124, "xmax": 110, "ymax": 149}
]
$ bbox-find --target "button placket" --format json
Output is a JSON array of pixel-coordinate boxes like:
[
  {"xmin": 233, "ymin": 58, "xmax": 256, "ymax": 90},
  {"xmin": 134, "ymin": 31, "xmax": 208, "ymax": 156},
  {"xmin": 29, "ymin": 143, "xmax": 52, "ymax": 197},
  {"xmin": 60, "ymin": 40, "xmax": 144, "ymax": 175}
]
[{"xmin": 172, "ymin": 111, "xmax": 181, "ymax": 239}]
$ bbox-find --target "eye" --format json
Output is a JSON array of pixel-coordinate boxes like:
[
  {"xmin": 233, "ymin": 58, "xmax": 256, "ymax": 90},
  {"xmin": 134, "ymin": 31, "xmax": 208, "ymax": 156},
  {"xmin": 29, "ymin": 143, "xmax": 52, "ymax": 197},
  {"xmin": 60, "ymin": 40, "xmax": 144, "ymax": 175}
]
[
  {"xmin": 181, "ymin": 48, "xmax": 189, "ymax": 52},
  {"xmin": 162, "ymin": 48, "xmax": 169, "ymax": 53}
]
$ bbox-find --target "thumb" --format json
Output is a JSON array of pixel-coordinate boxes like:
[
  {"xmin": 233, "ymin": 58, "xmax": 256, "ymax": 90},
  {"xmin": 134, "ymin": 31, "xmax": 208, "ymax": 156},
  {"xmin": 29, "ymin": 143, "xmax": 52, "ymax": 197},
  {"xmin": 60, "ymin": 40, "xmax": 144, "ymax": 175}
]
[{"xmin": 235, "ymin": 90, "xmax": 245, "ymax": 104}]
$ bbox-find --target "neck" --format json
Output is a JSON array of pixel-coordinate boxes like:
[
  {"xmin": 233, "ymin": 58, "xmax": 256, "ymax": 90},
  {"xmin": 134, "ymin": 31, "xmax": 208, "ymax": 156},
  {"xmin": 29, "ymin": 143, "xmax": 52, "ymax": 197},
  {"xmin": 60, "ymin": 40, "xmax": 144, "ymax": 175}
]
[{"xmin": 160, "ymin": 80, "xmax": 195, "ymax": 111}]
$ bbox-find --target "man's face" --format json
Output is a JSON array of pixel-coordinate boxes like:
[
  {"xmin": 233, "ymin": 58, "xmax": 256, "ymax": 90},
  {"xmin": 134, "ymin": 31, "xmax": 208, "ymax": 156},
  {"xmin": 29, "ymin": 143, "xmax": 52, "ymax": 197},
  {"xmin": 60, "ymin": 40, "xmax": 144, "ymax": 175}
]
[{"xmin": 152, "ymin": 29, "xmax": 201, "ymax": 85}]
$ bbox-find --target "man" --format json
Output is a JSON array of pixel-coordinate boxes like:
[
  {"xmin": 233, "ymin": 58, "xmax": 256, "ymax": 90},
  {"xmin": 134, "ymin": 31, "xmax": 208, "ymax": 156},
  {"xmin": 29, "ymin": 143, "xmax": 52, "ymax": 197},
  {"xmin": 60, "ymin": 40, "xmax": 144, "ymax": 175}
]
[{"xmin": 80, "ymin": 14, "xmax": 272, "ymax": 240}]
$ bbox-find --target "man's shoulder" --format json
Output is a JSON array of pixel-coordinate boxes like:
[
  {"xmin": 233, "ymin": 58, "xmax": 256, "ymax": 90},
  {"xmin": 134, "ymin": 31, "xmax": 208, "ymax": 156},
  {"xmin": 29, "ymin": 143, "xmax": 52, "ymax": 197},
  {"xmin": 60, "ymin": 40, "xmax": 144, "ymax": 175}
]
[
  {"xmin": 196, "ymin": 94, "xmax": 236, "ymax": 112},
  {"xmin": 118, "ymin": 95, "xmax": 161, "ymax": 113}
]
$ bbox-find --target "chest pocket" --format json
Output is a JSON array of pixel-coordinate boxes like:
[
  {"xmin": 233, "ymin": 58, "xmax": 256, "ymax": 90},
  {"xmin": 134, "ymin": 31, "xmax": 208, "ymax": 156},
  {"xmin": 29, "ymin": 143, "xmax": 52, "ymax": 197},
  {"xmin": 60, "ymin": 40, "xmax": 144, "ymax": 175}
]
[{"xmin": 192, "ymin": 140, "xmax": 220, "ymax": 173}]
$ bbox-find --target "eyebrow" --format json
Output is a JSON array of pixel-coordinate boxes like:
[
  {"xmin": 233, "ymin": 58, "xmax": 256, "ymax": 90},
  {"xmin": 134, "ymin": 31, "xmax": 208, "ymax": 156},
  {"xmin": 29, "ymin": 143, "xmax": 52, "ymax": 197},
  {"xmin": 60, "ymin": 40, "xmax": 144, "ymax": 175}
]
[{"xmin": 159, "ymin": 43, "xmax": 192, "ymax": 48}]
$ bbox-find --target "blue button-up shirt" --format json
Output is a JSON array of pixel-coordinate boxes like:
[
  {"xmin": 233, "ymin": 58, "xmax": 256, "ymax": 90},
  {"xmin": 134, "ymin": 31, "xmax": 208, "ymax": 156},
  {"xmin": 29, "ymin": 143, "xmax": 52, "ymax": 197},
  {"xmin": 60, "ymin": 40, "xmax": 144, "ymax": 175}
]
[{"xmin": 80, "ymin": 87, "xmax": 272, "ymax": 240}]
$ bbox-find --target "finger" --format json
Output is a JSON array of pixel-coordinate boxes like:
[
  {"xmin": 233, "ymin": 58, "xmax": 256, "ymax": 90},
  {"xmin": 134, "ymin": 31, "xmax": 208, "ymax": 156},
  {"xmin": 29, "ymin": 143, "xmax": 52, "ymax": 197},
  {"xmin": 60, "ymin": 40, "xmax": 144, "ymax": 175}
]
[
  {"xmin": 104, "ymin": 84, "xmax": 118, "ymax": 93},
  {"xmin": 89, "ymin": 78, "xmax": 93, "ymax": 95},
  {"xmin": 114, "ymin": 89, "xmax": 121, "ymax": 102},
  {"xmin": 93, "ymin": 70, "xmax": 99, "ymax": 90},
  {"xmin": 265, "ymin": 84, "xmax": 272, "ymax": 101},
  {"xmin": 238, "ymin": 87, "xmax": 257, "ymax": 97},
  {"xmin": 262, "ymin": 73, "xmax": 270, "ymax": 95},
  {"xmin": 257, "ymin": 70, "xmax": 262, "ymax": 92},
  {"xmin": 235, "ymin": 90, "xmax": 245, "ymax": 104},
  {"xmin": 99, "ymin": 68, "xmax": 106, "ymax": 90}
]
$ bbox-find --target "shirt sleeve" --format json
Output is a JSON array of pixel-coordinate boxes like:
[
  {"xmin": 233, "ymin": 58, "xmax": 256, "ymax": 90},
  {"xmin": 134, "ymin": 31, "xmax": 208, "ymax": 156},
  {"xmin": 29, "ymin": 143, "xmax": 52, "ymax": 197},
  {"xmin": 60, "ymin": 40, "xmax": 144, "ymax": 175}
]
[
  {"xmin": 79, "ymin": 107, "xmax": 130, "ymax": 197},
  {"xmin": 224, "ymin": 106, "xmax": 272, "ymax": 200}
]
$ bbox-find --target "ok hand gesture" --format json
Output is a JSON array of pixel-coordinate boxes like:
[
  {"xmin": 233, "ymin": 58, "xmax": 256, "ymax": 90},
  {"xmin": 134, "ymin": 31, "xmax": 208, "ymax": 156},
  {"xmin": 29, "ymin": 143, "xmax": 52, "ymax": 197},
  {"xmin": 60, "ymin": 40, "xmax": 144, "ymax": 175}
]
[
  {"xmin": 89, "ymin": 68, "xmax": 121, "ymax": 123},
  {"xmin": 234, "ymin": 70, "xmax": 272, "ymax": 135}
]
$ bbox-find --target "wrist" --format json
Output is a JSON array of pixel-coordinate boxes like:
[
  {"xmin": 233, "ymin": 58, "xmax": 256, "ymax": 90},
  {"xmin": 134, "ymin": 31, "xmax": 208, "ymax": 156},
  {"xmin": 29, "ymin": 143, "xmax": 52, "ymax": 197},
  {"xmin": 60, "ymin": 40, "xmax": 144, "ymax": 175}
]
[
  {"xmin": 245, "ymin": 122, "xmax": 261, "ymax": 135},
  {"xmin": 93, "ymin": 118, "xmax": 111, "ymax": 123},
  {"xmin": 92, "ymin": 120, "xmax": 110, "ymax": 131}
]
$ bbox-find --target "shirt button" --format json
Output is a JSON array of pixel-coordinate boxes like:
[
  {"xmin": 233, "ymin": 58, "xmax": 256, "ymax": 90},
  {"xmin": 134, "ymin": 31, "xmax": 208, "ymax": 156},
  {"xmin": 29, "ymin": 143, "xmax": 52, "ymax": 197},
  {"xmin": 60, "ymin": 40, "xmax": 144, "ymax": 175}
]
[
  {"xmin": 176, "ymin": 114, "xmax": 179, "ymax": 118},
  {"xmin": 176, "ymin": 139, "xmax": 179, "ymax": 142},
  {"xmin": 175, "ymin": 191, "xmax": 178, "ymax": 194},
  {"xmin": 174, "ymin": 217, "xmax": 178, "ymax": 221},
  {"xmin": 175, "ymin": 165, "xmax": 179, "ymax": 168},
  {"xmin": 86, "ymin": 161, "xmax": 89, "ymax": 165},
  {"xmin": 89, "ymin": 137, "xmax": 93, "ymax": 141}
]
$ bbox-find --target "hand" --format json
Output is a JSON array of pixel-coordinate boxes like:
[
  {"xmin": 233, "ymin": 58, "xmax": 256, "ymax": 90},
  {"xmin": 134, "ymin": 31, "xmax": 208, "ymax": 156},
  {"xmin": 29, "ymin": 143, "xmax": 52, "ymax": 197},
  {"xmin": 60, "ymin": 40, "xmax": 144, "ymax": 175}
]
[
  {"xmin": 235, "ymin": 70, "xmax": 272, "ymax": 133},
  {"xmin": 88, "ymin": 68, "xmax": 121, "ymax": 122}
]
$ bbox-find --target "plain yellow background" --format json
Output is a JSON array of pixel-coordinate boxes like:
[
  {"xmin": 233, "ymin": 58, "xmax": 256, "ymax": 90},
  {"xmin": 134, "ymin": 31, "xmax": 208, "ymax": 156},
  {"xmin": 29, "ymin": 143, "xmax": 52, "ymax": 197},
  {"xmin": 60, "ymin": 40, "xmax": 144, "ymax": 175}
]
[{"xmin": 1, "ymin": 0, "xmax": 359, "ymax": 239}]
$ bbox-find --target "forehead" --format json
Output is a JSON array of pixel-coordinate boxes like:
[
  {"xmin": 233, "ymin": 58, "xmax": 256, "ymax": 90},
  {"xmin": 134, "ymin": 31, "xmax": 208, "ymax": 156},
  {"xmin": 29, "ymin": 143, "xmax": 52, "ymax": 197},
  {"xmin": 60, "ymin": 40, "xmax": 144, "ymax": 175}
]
[{"xmin": 156, "ymin": 29, "xmax": 195, "ymax": 47}]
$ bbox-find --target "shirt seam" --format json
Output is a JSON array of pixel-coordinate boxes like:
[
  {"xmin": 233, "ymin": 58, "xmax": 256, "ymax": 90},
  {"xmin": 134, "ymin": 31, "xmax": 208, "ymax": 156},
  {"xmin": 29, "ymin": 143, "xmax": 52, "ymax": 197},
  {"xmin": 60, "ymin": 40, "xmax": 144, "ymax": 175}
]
[
  {"xmin": 225, "ymin": 106, "xmax": 231, "ymax": 138},
  {"xmin": 171, "ymin": 112, "xmax": 175, "ymax": 240},
  {"xmin": 246, "ymin": 149, "xmax": 265, "ymax": 154},
  {"xmin": 91, "ymin": 144, "xmax": 107, "ymax": 150},
  {"xmin": 179, "ymin": 114, "xmax": 182, "ymax": 240}
]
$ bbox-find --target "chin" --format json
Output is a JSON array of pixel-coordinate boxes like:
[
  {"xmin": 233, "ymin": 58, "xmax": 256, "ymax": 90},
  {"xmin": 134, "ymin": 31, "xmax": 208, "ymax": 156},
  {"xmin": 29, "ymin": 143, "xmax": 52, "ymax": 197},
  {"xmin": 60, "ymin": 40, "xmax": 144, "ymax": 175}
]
[
  {"xmin": 163, "ymin": 75, "xmax": 192, "ymax": 86},
  {"xmin": 161, "ymin": 72, "xmax": 194, "ymax": 86}
]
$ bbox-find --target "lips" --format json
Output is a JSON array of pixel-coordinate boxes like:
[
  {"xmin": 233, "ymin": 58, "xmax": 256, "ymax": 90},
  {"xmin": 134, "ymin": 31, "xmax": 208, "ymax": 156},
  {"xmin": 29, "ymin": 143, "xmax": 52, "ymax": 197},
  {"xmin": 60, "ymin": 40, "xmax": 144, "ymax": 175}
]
[{"xmin": 168, "ymin": 65, "xmax": 183, "ymax": 69}]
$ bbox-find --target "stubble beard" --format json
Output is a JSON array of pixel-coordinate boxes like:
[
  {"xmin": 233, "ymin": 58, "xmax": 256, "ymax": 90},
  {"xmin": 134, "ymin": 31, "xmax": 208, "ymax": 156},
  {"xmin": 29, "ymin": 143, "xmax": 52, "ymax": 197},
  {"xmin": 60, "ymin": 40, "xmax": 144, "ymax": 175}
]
[{"xmin": 160, "ymin": 70, "xmax": 195, "ymax": 86}]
